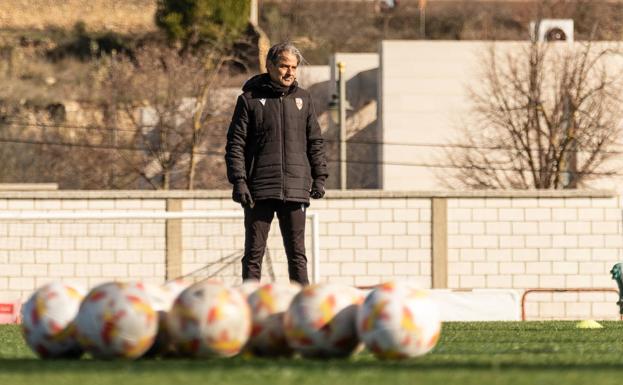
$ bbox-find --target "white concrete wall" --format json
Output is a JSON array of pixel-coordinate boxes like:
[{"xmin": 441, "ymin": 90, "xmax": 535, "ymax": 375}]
[
  {"xmin": 297, "ymin": 65, "xmax": 330, "ymax": 89},
  {"xmin": 380, "ymin": 41, "xmax": 496, "ymax": 190},
  {"xmin": 1, "ymin": 190, "xmax": 622, "ymax": 320}
]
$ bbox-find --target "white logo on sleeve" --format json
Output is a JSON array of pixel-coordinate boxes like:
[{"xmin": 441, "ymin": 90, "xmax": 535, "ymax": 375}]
[
  {"xmin": 259, "ymin": 98, "xmax": 266, "ymax": 106},
  {"xmin": 295, "ymin": 98, "xmax": 303, "ymax": 110}
]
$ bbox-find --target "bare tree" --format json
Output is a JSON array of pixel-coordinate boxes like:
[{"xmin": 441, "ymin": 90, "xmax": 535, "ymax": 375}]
[
  {"xmin": 444, "ymin": 40, "xmax": 623, "ymax": 189},
  {"xmin": 101, "ymin": 45, "xmax": 234, "ymax": 190}
]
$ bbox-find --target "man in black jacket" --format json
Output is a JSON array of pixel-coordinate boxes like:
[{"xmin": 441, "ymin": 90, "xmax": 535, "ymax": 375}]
[{"xmin": 225, "ymin": 42, "xmax": 328, "ymax": 285}]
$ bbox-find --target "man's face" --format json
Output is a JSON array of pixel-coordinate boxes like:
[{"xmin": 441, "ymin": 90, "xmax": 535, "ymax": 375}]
[{"xmin": 267, "ymin": 52, "xmax": 298, "ymax": 88}]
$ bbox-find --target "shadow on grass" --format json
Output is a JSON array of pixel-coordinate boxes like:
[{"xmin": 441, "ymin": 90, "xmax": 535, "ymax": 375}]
[{"xmin": 4, "ymin": 356, "xmax": 623, "ymax": 373}]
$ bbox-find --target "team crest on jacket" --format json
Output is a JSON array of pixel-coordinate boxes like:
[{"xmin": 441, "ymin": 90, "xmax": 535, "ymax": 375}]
[{"xmin": 295, "ymin": 98, "xmax": 303, "ymax": 110}]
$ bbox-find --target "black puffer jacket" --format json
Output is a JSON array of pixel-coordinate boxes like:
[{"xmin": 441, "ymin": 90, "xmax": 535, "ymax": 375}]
[{"xmin": 225, "ymin": 74, "xmax": 328, "ymax": 204}]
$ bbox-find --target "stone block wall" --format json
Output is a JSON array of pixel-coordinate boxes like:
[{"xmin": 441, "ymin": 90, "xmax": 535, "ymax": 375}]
[
  {"xmin": 1, "ymin": 189, "xmax": 621, "ymax": 320},
  {"xmin": 446, "ymin": 195, "xmax": 621, "ymax": 319},
  {"xmin": 179, "ymin": 195, "xmax": 431, "ymax": 288}
]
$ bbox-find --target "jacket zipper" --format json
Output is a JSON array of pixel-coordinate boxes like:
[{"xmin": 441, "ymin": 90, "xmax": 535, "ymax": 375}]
[{"xmin": 280, "ymin": 95, "xmax": 286, "ymax": 201}]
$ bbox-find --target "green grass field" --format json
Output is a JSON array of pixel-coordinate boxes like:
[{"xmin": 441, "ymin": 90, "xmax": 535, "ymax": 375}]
[{"xmin": 3, "ymin": 321, "xmax": 623, "ymax": 385}]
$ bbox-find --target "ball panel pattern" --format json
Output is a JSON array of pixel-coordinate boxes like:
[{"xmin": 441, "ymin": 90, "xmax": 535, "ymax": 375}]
[
  {"xmin": 75, "ymin": 282, "xmax": 157, "ymax": 359},
  {"xmin": 284, "ymin": 284, "xmax": 364, "ymax": 358},
  {"xmin": 21, "ymin": 282, "xmax": 85, "ymax": 358},
  {"xmin": 246, "ymin": 282, "xmax": 301, "ymax": 356},
  {"xmin": 357, "ymin": 282, "xmax": 441, "ymax": 359},
  {"xmin": 166, "ymin": 280, "xmax": 252, "ymax": 358}
]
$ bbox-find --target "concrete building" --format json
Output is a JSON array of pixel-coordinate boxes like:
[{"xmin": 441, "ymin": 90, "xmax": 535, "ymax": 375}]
[{"xmin": 325, "ymin": 41, "xmax": 623, "ymax": 191}]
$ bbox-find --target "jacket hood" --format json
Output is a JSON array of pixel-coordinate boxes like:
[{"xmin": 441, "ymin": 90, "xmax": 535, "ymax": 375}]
[{"xmin": 242, "ymin": 73, "xmax": 298, "ymax": 95}]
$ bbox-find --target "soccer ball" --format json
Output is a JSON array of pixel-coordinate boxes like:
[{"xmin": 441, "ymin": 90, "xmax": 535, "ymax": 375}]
[
  {"xmin": 246, "ymin": 282, "xmax": 301, "ymax": 356},
  {"xmin": 166, "ymin": 280, "xmax": 251, "ymax": 357},
  {"xmin": 235, "ymin": 280, "xmax": 262, "ymax": 298},
  {"xmin": 356, "ymin": 281, "xmax": 441, "ymax": 359},
  {"xmin": 21, "ymin": 282, "xmax": 85, "ymax": 358},
  {"xmin": 284, "ymin": 284, "xmax": 364, "ymax": 358},
  {"xmin": 141, "ymin": 282, "xmax": 172, "ymax": 312},
  {"xmin": 139, "ymin": 281, "xmax": 193, "ymax": 357},
  {"xmin": 75, "ymin": 282, "xmax": 158, "ymax": 359},
  {"xmin": 140, "ymin": 282, "xmax": 178, "ymax": 357},
  {"xmin": 161, "ymin": 279, "xmax": 191, "ymax": 302}
]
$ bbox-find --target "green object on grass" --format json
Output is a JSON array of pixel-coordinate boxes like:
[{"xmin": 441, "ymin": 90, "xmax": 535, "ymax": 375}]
[
  {"xmin": 610, "ymin": 262, "xmax": 623, "ymax": 315},
  {"xmin": 575, "ymin": 320, "xmax": 603, "ymax": 329}
]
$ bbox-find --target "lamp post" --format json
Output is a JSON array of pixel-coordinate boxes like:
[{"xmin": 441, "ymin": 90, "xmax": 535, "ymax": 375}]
[
  {"xmin": 337, "ymin": 61, "xmax": 347, "ymax": 190},
  {"xmin": 327, "ymin": 61, "xmax": 347, "ymax": 190}
]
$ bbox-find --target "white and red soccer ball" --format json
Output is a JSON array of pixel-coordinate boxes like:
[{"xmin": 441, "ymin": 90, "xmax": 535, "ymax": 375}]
[
  {"xmin": 235, "ymin": 280, "xmax": 262, "ymax": 299},
  {"xmin": 284, "ymin": 283, "xmax": 364, "ymax": 358},
  {"xmin": 246, "ymin": 282, "xmax": 301, "ymax": 356},
  {"xmin": 151, "ymin": 279, "xmax": 192, "ymax": 356},
  {"xmin": 21, "ymin": 282, "xmax": 85, "ymax": 358},
  {"xmin": 161, "ymin": 279, "xmax": 191, "ymax": 303},
  {"xmin": 141, "ymin": 282, "xmax": 173, "ymax": 313},
  {"xmin": 140, "ymin": 282, "xmax": 183, "ymax": 356},
  {"xmin": 356, "ymin": 281, "xmax": 441, "ymax": 359},
  {"xmin": 75, "ymin": 281, "xmax": 158, "ymax": 359},
  {"xmin": 166, "ymin": 280, "xmax": 251, "ymax": 357}
]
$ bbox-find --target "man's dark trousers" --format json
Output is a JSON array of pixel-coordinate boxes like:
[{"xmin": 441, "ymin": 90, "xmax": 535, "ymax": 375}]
[{"xmin": 242, "ymin": 199, "xmax": 309, "ymax": 285}]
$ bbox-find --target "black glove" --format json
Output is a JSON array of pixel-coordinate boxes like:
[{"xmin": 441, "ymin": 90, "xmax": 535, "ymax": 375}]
[
  {"xmin": 310, "ymin": 178, "xmax": 325, "ymax": 199},
  {"xmin": 233, "ymin": 179, "xmax": 254, "ymax": 207}
]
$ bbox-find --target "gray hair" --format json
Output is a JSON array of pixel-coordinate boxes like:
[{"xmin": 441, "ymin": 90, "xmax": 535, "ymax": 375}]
[{"xmin": 266, "ymin": 42, "xmax": 304, "ymax": 66}]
